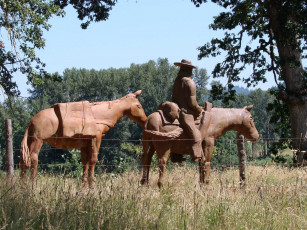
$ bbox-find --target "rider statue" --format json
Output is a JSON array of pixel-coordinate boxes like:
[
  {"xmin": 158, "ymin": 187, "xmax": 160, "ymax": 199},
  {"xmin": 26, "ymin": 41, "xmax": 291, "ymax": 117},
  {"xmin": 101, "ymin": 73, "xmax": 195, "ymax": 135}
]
[{"xmin": 172, "ymin": 59, "xmax": 203, "ymax": 162}]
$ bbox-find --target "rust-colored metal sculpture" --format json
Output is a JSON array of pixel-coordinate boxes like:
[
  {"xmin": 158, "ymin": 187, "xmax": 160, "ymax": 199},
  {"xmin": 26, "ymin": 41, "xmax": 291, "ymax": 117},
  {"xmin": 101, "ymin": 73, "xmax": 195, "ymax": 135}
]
[
  {"xmin": 20, "ymin": 90, "xmax": 147, "ymax": 187},
  {"xmin": 172, "ymin": 59, "xmax": 203, "ymax": 162},
  {"xmin": 141, "ymin": 102, "xmax": 259, "ymax": 187}
]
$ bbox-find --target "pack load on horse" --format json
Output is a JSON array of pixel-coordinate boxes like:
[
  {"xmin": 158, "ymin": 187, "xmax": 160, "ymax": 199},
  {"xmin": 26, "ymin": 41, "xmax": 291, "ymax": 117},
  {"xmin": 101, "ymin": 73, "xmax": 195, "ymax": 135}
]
[{"xmin": 20, "ymin": 90, "xmax": 147, "ymax": 187}]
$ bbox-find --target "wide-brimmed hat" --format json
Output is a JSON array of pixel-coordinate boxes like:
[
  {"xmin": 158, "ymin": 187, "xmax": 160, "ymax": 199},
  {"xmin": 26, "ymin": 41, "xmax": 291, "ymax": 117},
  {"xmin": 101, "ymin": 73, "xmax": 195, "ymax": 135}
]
[{"xmin": 174, "ymin": 59, "xmax": 196, "ymax": 69}]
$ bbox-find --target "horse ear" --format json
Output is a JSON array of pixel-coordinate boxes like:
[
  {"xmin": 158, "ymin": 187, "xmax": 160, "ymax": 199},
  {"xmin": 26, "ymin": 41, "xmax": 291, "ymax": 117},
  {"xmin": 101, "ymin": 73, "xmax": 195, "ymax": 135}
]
[
  {"xmin": 244, "ymin": 105, "xmax": 253, "ymax": 111},
  {"xmin": 134, "ymin": 90, "xmax": 142, "ymax": 97}
]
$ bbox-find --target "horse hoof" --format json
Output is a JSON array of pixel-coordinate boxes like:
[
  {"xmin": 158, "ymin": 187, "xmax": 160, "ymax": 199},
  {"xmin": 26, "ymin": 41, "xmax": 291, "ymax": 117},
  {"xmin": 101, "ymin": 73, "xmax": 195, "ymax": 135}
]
[
  {"xmin": 158, "ymin": 182, "xmax": 163, "ymax": 189},
  {"xmin": 140, "ymin": 179, "xmax": 148, "ymax": 185},
  {"xmin": 191, "ymin": 157, "xmax": 202, "ymax": 162}
]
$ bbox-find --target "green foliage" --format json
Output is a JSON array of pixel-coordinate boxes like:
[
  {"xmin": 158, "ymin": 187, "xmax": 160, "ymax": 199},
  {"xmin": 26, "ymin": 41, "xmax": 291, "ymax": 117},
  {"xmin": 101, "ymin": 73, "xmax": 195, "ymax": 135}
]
[
  {"xmin": 117, "ymin": 143, "xmax": 143, "ymax": 173},
  {"xmin": 0, "ymin": 97, "xmax": 31, "ymax": 169},
  {"xmin": 191, "ymin": 0, "xmax": 307, "ymax": 151},
  {"xmin": 0, "ymin": 1, "xmax": 64, "ymax": 96},
  {"xmin": 211, "ymin": 152, "xmax": 239, "ymax": 167},
  {"xmin": 61, "ymin": 149, "xmax": 82, "ymax": 177},
  {"xmin": 273, "ymin": 154, "xmax": 293, "ymax": 165},
  {"xmin": 267, "ymin": 87, "xmax": 291, "ymax": 154},
  {"xmin": 211, "ymin": 131, "xmax": 238, "ymax": 166},
  {"xmin": 192, "ymin": 0, "xmax": 307, "ymax": 91},
  {"xmin": 251, "ymin": 156, "xmax": 273, "ymax": 166},
  {"xmin": 54, "ymin": 0, "xmax": 117, "ymax": 29},
  {"xmin": 0, "ymin": 0, "xmax": 118, "ymax": 97}
]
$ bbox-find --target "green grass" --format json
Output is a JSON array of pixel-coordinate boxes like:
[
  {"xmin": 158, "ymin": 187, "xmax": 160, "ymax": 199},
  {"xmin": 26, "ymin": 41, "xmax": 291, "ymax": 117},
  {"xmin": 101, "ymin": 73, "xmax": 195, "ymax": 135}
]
[{"xmin": 0, "ymin": 165, "xmax": 306, "ymax": 229}]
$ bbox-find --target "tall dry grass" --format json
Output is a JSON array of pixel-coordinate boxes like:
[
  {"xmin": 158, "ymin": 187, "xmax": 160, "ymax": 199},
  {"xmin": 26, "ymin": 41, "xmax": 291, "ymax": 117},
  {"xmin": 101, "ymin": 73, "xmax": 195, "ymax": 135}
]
[{"xmin": 0, "ymin": 165, "xmax": 306, "ymax": 229}]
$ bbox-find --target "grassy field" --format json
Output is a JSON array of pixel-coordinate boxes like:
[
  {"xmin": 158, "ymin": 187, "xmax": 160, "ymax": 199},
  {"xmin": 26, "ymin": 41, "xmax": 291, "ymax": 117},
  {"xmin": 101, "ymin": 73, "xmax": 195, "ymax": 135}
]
[{"xmin": 0, "ymin": 165, "xmax": 306, "ymax": 229}]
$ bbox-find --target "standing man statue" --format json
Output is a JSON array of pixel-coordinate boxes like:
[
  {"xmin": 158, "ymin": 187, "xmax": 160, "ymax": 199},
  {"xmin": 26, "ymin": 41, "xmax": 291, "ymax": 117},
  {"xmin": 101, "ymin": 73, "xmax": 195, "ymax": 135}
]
[{"xmin": 172, "ymin": 59, "xmax": 203, "ymax": 162}]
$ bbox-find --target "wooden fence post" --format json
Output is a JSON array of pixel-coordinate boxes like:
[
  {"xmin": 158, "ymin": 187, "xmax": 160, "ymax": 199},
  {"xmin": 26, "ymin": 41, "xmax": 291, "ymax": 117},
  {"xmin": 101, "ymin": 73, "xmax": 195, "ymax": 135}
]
[
  {"xmin": 236, "ymin": 132, "xmax": 246, "ymax": 187},
  {"xmin": 5, "ymin": 119, "xmax": 14, "ymax": 178}
]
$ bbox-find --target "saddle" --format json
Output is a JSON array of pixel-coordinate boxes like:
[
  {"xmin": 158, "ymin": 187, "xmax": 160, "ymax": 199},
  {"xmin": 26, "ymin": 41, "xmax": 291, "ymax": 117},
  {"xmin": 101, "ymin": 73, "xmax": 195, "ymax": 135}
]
[
  {"xmin": 53, "ymin": 101, "xmax": 97, "ymax": 137},
  {"xmin": 158, "ymin": 101, "xmax": 212, "ymax": 128}
]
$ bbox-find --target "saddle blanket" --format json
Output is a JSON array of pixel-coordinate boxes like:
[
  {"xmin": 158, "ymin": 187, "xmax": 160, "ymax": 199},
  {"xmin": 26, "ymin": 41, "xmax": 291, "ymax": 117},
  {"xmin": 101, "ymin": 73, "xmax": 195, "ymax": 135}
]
[{"xmin": 53, "ymin": 101, "xmax": 97, "ymax": 137}]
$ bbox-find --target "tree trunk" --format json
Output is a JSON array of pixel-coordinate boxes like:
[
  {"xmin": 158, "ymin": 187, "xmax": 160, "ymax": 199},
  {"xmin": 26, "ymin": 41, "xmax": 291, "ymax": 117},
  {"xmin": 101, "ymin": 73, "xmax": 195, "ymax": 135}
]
[
  {"xmin": 268, "ymin": 0, "xmax": 307, "ymax": 165},
  {"xmin": 288, "ymin": 105, "xmax": 307, "ymax": 166},
  {"xmin": 5, "ymin": 119, "xmax": 14, "ymax": 179},
  {"xmin": 266, "ymin": 119, "xmax": 270, "ymax": 157}
]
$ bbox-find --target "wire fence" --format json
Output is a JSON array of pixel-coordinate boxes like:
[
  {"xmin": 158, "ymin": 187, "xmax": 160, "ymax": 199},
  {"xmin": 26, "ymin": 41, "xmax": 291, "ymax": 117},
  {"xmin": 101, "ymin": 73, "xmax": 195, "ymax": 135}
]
[
  {"xmin": 3, "ymin": 128, "xmax": 307, "ymax": 172},
  {"xmin": 7, "ymin": 133, "xmax": 307, "ymax": 150}
]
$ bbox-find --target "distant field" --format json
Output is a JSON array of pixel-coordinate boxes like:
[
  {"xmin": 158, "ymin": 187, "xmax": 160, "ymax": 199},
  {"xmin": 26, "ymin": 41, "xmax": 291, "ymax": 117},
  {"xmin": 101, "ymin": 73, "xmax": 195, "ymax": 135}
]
[{"xmin": 1, "ymin": 165, "xmax": 306, "ymax": 229}]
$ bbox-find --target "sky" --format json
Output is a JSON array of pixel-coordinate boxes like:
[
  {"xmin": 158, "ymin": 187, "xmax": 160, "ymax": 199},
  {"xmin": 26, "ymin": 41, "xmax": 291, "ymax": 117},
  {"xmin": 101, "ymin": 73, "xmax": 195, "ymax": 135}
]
[{"xmin": 17, "ymin": 0, "xmax": 276, "ymax": 97}]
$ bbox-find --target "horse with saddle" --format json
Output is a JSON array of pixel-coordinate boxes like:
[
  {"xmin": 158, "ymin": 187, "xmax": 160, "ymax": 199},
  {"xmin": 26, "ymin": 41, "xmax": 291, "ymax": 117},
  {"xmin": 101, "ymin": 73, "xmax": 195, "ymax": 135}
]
[{"xmin": 141, "ymin": 101, "xmax": 259, "ymax": 187}]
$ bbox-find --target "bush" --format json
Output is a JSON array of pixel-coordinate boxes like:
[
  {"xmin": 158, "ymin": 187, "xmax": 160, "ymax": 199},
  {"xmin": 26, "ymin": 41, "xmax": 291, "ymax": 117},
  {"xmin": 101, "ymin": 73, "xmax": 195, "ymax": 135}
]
[{"xmin": 273, "ymin": 154, "xmax": 293, "ymax": 164}]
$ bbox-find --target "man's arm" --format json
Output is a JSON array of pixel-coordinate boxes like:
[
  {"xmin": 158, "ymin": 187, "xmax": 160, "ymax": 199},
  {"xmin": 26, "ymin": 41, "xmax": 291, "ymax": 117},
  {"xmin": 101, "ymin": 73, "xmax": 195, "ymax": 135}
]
[{"xmin": 184, "ymin": 78, "xmax": 202, "ymax": 114}]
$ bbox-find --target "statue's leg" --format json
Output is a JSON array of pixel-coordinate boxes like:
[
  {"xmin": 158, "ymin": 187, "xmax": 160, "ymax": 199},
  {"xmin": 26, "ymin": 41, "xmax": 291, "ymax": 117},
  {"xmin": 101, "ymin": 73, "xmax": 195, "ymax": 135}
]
[
  {"xmin": 191, "ymin": 140, "xmax": 203, "ymax": 162},
  {"xmin": 140, "ymin": 141, "xmax": 155, "ymax": 185},
  {"xmin": 81, "ymin": 147, "xmax": 89, "ymax": 187},
  {"xmin": 199, "ymin": 142, "xmax": 206, "ymax": 184},
  {"xmin": 156, "ymin": 147, "xmax": 171, "ymax": 188},
  {"xmin": 179, "ymin": 112, "xmax": 202, "ymax": 162},
  {"xmin": 203, "ymin": 138, "xmax": 214, "ymax": 184},
  {"xmin": 88, "ymin": 151, "xmax": 98, "ymax": 188},
  {"xmin": 88, "ymin": 135, "xmax": 102, "ymax": 188},
  {"xmin": 29, "ymin": 137, "xmax": 43, "ymax": 183},
  {"xmin": 20, "ymin": 157, "xmax": 28, "ymax": 181},
  {"xmin": 20, "ymin": 164, "xmax": 27, "ymax": 181},
  {"xmin": 205, "ymin": 161, "xmax": 211, "ymax": 184}
]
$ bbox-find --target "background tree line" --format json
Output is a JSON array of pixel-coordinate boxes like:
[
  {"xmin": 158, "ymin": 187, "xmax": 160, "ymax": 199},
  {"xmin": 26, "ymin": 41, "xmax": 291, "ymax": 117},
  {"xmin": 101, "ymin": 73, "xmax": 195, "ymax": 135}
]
[{"xmin": 0, "ymin": 58, "xmax": 287, "ymax": 174}]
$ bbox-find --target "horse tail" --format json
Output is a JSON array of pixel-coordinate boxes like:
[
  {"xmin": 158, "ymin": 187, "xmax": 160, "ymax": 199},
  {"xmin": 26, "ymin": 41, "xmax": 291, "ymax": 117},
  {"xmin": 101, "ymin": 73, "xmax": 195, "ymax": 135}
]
[
  {"xmin": 143, "ymin": 128, "xmax": 183, "ymax": 139},
  {"xmin": 20, "ymin": 126, "xmax": 31, "ymax": 168}
]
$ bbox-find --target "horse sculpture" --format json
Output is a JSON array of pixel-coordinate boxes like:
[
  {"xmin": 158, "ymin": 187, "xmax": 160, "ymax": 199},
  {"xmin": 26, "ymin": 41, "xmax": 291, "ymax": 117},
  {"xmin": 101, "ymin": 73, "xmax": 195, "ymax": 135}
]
[
  {"xmin": 141, "ymin": 102, "xmax": 259, "ymax": 188},
  {"xmin": 20, "ymin": 90, "xmax": 147, "ymax": 187}
]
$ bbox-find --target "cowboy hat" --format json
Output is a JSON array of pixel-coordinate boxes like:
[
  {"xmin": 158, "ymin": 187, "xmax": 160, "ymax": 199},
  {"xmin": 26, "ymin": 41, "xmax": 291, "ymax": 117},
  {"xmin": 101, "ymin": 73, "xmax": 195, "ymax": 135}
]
[{"xmin": 174, "ymin": 59, "xmax": 196, "ymax": 69}]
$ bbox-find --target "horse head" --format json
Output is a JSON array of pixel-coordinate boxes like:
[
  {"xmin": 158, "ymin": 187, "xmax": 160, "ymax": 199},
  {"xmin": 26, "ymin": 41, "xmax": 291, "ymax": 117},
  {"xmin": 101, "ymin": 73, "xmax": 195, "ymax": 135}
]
[
  {"xmin": 239, "ymin": 105, "xmax": 259, "ymax": 141},
  {"xmin": 125, "ymin": 90, "xmax": 147, "ymax": 128}
]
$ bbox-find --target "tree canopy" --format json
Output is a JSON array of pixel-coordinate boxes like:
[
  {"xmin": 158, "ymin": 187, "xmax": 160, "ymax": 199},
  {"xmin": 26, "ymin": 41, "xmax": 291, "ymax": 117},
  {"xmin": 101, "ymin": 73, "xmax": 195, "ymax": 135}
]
[
  {"xmin": 0, "ymin": 0, "xmax": 117, "ymax": 97},
  {"xmin": 192, "ymin": 0, "xmax": 307, "ymax": 163},
  {"xmin": 0, "ymin": 0, "xmax": 65, "ymax": 96}
]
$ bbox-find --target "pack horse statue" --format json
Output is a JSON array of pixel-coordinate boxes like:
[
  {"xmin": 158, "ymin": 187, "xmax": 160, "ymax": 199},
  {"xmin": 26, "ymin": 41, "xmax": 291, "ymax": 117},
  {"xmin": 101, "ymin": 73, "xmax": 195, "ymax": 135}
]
[{"xmin": 20, "ymin": 90, "xmax": 147, "ymax": 187}]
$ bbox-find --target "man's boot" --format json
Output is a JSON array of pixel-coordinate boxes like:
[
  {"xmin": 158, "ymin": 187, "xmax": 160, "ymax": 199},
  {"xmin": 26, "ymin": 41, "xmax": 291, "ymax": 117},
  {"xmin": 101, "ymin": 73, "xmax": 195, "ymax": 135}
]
[{"xmin": 191, "ymin": 141, "xmax": 203, "ymax": 162}]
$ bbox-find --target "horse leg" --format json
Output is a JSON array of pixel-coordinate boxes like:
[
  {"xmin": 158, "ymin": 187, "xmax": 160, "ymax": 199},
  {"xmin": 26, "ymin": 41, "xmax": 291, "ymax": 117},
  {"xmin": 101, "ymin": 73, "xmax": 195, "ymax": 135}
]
[
  {"xmin": 29, "ymin": 137, "xmax": 43, "ymax": 182},
  {"xmin": 199, "ymin": 147, "xmax": 206, "ymax": 185},
  {"xmin": 20, "ymin": 157, "xmax": 28, "ymax": 181},
  {"xmin": 140, "ymin": 141, "xmax": 155, "ymax": 185},
  {"xmin": 157, "ymin": 148, "xmax": 171, "ymax": 189},
  {"xmin": 204, "ymin": 161, "xmax": 211, "ymax": 184},
  {"xmin": 81, "ymin": 147, "xmax": 89, "ymax": 187},
  {"xmin": 88, "ymin": 136, "xmax": 101, "ymax": 188},
  {"xmin": 203, "ymin": 138, "xmax": 214, "ymax": 185}
]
